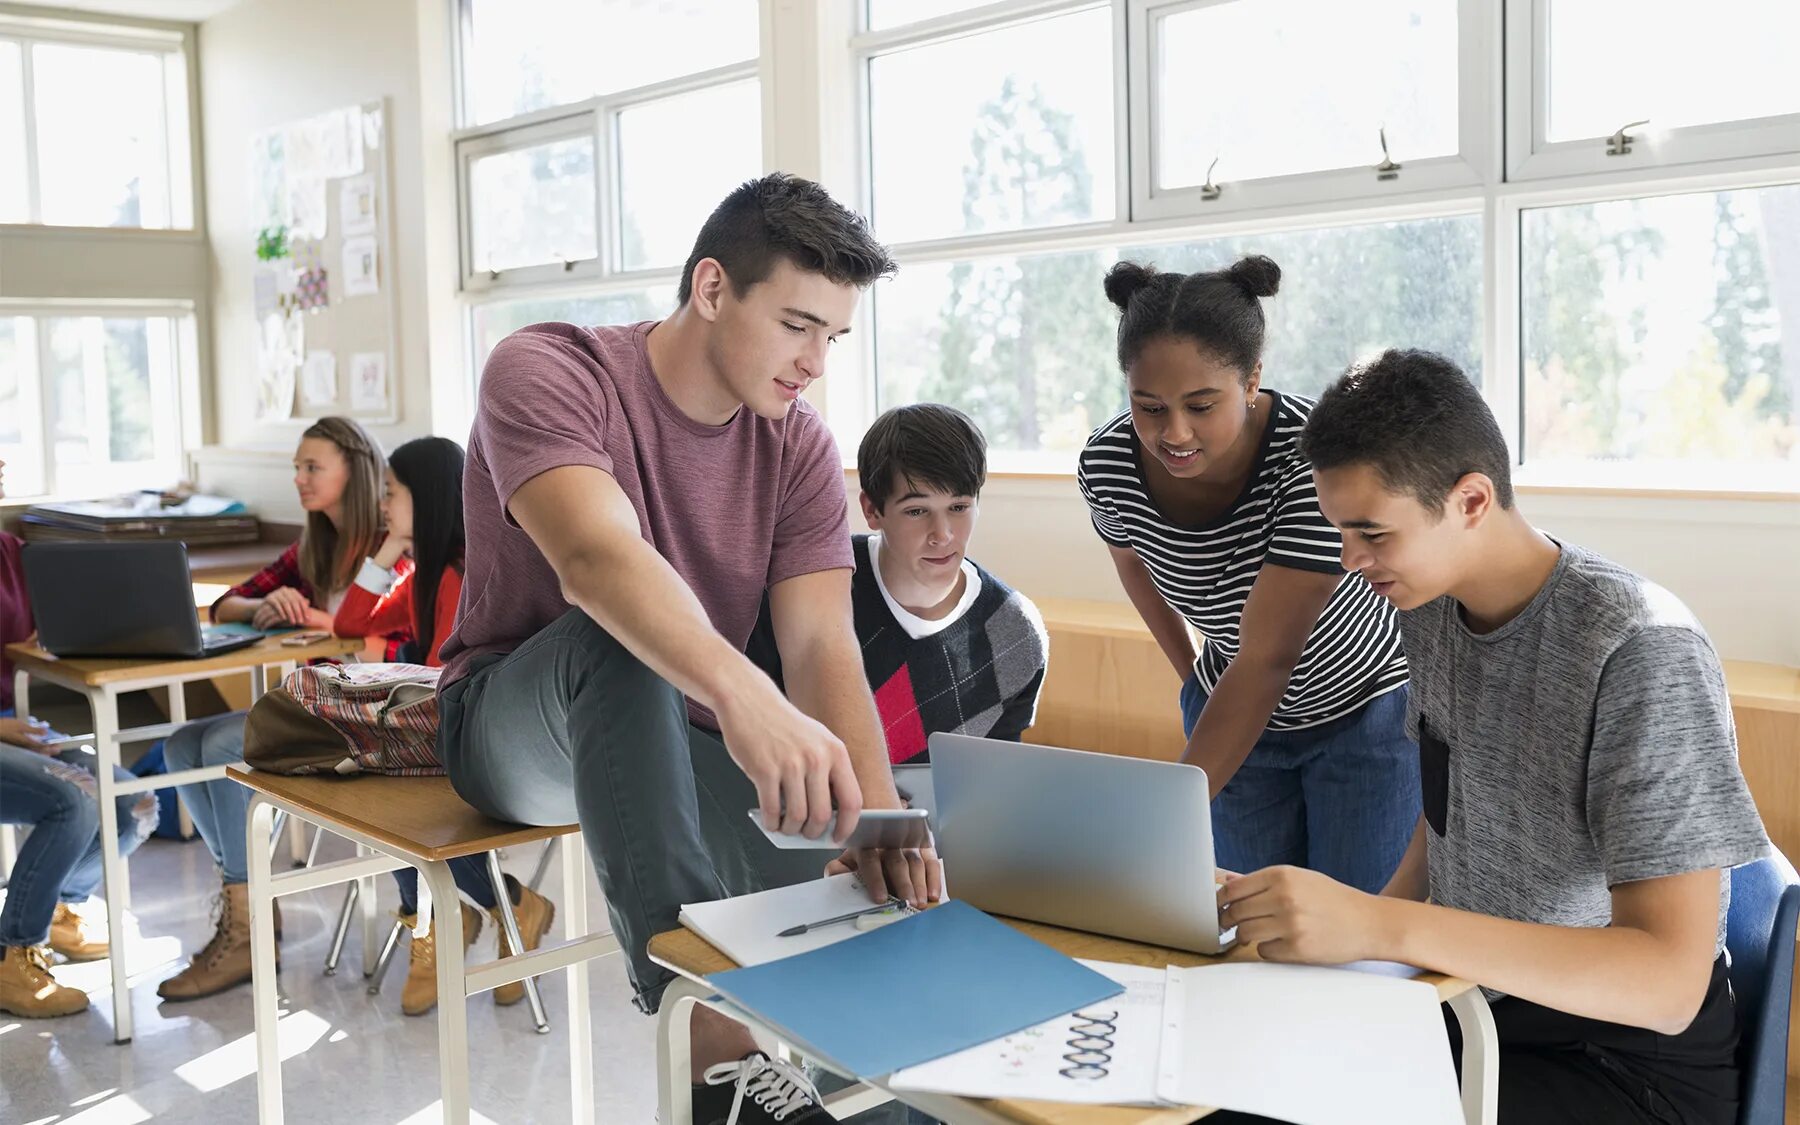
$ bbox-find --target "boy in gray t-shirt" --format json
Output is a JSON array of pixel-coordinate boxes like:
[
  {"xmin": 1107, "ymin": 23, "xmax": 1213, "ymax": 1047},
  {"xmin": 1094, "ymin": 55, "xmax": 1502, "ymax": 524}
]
[{"xmin": 1215, "ymin": 349, "xmax": 1769, "ymax": 1125}]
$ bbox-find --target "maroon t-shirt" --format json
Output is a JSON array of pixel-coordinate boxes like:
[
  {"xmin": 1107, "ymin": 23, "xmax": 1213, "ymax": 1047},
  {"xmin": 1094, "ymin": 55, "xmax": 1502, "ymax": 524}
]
[
  {"xmin": 0, "ymin": 531, "xmax": 32, "ymax": 712},
  {"xmin": 441, "ymin": 321, "xmax": 853, "ymax": 729}
]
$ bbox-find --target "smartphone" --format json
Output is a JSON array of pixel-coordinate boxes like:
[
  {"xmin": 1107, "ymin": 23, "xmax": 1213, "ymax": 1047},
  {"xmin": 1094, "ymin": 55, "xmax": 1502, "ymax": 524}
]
[
  {"xmin": 748, "ymin": 807, "xmax": 931, "ymax": 851},
  {"xmin": 280, "ymin": 630, "xmax": 334, "ymax": 646}
]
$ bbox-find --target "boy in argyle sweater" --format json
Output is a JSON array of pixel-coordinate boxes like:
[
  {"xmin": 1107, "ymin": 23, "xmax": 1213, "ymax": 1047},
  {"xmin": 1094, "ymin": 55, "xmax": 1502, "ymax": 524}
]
[{"xmin": 749, "ymin": 404, "xmax": 1048, "ymax": 764}]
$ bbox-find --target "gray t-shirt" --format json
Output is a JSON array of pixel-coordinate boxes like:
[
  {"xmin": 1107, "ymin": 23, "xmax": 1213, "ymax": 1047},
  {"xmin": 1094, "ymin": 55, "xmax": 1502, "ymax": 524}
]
[{"xmin": 1402, "ymin": 542, "xmax": 1767, "ymax": 960}]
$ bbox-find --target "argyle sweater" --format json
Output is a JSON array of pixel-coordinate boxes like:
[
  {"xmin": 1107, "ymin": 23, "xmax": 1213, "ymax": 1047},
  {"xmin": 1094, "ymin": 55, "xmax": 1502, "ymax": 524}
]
[{"xmin": 746, "ymin": 534, "xmax": 1049, "ymax": 765}]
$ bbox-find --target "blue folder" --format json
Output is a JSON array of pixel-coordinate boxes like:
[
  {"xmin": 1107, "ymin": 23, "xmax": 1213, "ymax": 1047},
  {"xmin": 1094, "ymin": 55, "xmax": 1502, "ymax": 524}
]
[{"xmin": 706, "ymin": 899, "xmax": 1123, "ymax": 1078}]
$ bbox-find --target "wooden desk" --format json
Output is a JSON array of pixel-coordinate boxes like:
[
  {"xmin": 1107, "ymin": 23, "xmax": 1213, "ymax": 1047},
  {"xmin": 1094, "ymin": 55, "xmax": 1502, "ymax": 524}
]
[
  {"xmin": 648, "ymin": 921, "xmax": 1496, "ymax": 1125},
  {"xmin": 5, "ymin": 633, "xmax": 359, "ymax": 1042}
]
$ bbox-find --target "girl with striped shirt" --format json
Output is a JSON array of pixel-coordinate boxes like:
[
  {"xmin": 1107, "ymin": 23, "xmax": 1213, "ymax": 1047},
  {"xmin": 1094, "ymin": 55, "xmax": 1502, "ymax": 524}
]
[{"xmin": 1077, "ymin": 255, "xmax": 1417, "ymax": 892}]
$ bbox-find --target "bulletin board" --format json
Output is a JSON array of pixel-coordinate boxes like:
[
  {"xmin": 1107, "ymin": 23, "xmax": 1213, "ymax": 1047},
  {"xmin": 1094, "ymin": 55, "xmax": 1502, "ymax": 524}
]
[{"xmin": 248, "ymin": 98, "xmax": 398, "ymax": 424}]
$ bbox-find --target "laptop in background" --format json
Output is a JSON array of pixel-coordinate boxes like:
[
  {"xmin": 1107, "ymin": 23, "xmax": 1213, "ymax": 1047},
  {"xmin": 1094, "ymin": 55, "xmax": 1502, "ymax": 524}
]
[
  {"xmin": 930, "ymin": 732, "xmax": 1232, "ymax": 954},
  {"xmin": 23, "ymin": 541, "xmax": 266, "ymax": 660}
]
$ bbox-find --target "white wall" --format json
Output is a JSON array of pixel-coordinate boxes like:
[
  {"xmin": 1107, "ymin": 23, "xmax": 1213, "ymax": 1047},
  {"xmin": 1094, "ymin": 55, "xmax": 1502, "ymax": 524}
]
[
  {"xmin": 190, "ymin": 0, "xmax": 457, "ymax": 502},
  {"xmin": 848, "ymin": 473, "xmax": 1800, "ymax": 667}
]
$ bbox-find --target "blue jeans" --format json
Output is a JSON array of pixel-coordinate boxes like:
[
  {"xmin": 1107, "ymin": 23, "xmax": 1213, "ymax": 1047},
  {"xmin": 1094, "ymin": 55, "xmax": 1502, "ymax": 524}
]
[
  {"xmin": 438, "ymin": 609, "xmax": 824, "ymax": 1014},
  {"xmin": 1181, "ymin": 677, "xmax": 1419, "ymax": 893},
  {"xmin": 1, "ymin": 744, "xmax": 154, "ymax": 946},
  {"xmin": 392, "ymin": 858, "xmax": 498, "ymax": 916},
  {"xmin": 164, "ymin": 710, "xmax": 252, "ymax": 885}
]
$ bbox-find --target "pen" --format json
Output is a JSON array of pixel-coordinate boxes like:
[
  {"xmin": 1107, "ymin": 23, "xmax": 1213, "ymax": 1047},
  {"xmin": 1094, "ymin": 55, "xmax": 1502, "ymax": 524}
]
[{"xmin": 777, "ymin": 897, "xmax": 907, "ymax": 937}]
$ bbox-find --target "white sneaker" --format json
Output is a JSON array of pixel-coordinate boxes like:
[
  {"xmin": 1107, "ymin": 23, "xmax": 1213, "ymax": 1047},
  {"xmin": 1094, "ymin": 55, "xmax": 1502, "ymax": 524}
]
[{"xmin": 695, "ymin": 1051, "xmax": 830, "ymax": 1124}]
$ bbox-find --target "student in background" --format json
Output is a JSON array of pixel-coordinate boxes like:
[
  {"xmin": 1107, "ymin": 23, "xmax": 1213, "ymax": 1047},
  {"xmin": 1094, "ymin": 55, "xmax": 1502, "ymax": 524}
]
[
  {"xmin": 747, "ymin": 403, "xmax": 1048, "ymax": 764},
  {"xmin": 158, "ymin": 417, "xmax": 386, "ymax": 1001},
  {"xmin": 0, "ymin": 459, "xmax": 155, "ymax": 1018},
  {"xmin": 1218, "ymin": 350, "xmax": 1769, "ymax": 1125},
  {"xmin": 332, "ymin": 435, "xmax": 556, "ymax": 1017},
  {"xmin": 1077, "ymin": 257, "xmax": 1417, "ymax": 893}
]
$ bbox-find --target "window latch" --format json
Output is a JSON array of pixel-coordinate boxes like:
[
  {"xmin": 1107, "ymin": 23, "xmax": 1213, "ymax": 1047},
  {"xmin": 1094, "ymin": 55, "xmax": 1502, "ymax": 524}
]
[
  {"xmin": 1200, "ymin": 156, "xmax": 1222, "ymax": 201},
  {"xmin": 1374, "ymin": 127, "xmax": 1402, "ymax": 181},
  {"xmin": 1605, "ymin": 119, "xmax": 1650, "ymax": 156}
]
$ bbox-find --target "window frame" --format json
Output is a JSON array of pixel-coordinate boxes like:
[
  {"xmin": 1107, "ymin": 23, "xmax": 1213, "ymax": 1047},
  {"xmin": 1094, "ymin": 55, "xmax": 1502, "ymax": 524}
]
[
  {"xmin": 0, "ymin": 13, "xmax": 196, "ymax": 231},
  {"xmin": 1503, "ymin": 0, "xmax": 1800, "ymax": 183},
  {"xmin": 1128, "ymin": 0, "xmax": 1495, "ymax": 223},
  {"xmin": 0, "ymin": 300, "xmax": 197, "ymax": 502}
]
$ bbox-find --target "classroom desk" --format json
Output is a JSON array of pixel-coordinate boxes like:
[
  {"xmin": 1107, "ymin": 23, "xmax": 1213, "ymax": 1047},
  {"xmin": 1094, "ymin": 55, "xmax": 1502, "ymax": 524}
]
[
  {"xmin": 6, "ymin": 632, "xmax": 360, "ymax": 1042},
  {"xmin": 648, "ymin": 918, "xmax": 1498, "ymax": 1125}
]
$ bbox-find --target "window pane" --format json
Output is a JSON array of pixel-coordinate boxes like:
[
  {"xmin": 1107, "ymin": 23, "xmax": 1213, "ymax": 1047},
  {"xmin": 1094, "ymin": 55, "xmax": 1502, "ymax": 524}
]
[
  {"xmin": 1546, "ymin": 0, "xmax": 1800, "ymax": 142},
  {"xmin": 617, "ymin": 80, "xmax": 762, "ymax": 271},
  {"xmin": 471, "ymin": 287, "xmax": 675, "ymax": 373},
  {"xmin": 0, "ymin": 41, "xmax": 27, "ymax": 222},
  {"xmin": 469, "ymin": 135, "xmax": 597, "ymax": 274},
  {"xmin": 1522, "ymin": 185, "xmax": 1800, "ymax": 470},
  {"xmin": 0, "ymin": 317, "xmax": 46, "ymax": 498},
  {"xmin": 875, "ymin": 215, "xmax": 1481, "ymax": 455},
  {"xmin": 465, "ymin": 0, "xmax": 758, "ymax": 125},
  {"xmin": 865, "ymin": 0, "xmax": 992, "ymax": 31},
  {"xmin": 33, "ymin": 43, "xmax": 172, "ymax": 228},
  {"xmin": 1156, "ymin": 0, "xmax": 1457, "ymax": 188},
  {"xmin": 868, "ymin": 8, "xmax": 1115, "ymax": 244},
  {"xmin": 43, "ymin": 317, "xmax": 166, "ymax": 469}
]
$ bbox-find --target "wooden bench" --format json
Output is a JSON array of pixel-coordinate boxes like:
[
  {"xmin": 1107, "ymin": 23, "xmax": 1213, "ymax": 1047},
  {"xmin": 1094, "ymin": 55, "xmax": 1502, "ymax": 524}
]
[{"xmin": 228, "ymin": 767, "xmax": 620, "ymax": 1125}]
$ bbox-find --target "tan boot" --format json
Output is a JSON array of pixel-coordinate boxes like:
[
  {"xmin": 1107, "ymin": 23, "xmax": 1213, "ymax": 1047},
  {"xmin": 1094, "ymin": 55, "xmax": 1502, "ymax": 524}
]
[
  {"xmin": 0, "ymin": 945, "xmax": 90, "ymax": 1017},
  {"xmin": 400, "ymin": 903, "xmax": 481, "ymax": 1017},
  {"xmin": 157, "ymin": 883, "xmax": 278, "ymax": 1001},
  {"xmin": 49, "ymin": 902, "xmax": 110, "ymax": 962},
  {"xmin": 491, "ymin": 877, "xmax": 556, "ymax": 1007}
]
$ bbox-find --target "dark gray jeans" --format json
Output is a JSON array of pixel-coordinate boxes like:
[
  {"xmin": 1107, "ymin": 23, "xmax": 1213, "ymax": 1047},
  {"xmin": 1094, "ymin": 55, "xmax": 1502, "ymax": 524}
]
[{"xmin": 438, "ymin": 608, "xmax": 823, "ymax": 1013}]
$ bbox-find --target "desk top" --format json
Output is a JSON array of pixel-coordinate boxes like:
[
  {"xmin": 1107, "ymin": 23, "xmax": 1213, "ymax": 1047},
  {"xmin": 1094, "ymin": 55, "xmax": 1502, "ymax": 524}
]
[
  {"xmin": 649, "ymin": 918, "xmax": 1475, "ymax": 1125},
  {"xmin": 6, "ymin": 633, "xmax": 361, "ymax": 688}
]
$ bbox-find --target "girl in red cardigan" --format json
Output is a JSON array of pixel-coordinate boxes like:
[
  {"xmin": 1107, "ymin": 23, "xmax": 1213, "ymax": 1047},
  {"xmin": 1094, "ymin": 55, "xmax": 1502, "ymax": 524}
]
[{"xmin": 337, "ymin": 436, "xmax": 557, "ymax": 1017}]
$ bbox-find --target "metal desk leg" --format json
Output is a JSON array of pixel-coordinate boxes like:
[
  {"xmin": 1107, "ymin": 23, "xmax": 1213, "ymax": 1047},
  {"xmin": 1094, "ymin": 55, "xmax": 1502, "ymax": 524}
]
[
  {"xmin": 657, "ymin": 978, "xmax": 707, "ymax": 1125},
  {"xmin": 1448, "ymin": 987, "xmax": 1499, "ymax": 1125},
  {"xmin": 248, "ymin": 797, "xmax": 285, "ymax": 1125},
  {"xmin": 563, "ymin": 834, "xmax": 596, "ymax": 1125},
  {"xmin": 486, "ymin": 850, "xmax": 550, "ymax": 1033},
  {"xmin": 89, "ymin": 685, "xmax": 132, "ymax": 1043},
  {"xmin": 425, "ymin": 860, "xmax": 473, "ymax": 1125}
]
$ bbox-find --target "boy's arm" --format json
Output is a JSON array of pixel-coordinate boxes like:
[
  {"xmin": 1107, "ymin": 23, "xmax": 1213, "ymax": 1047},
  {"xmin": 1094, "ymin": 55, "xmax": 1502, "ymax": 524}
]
[
  {"xmin": 510, "ymin": 464, "xmax": 861, "ymax": 842},
  {"xmin": 988, "ymin": 665, "xmax": 1045, "ymax": 742},
  {"xmin": 768, "ymin": 568, "xmax": 943, "ymax": 908},
  {"xmin": 1220, "ymin": 864, "xmax": 1722, "ymax": 1035},
  {"xmin": 1379, "ymin": 815, "xmax": 1429, "ymax": 900}
]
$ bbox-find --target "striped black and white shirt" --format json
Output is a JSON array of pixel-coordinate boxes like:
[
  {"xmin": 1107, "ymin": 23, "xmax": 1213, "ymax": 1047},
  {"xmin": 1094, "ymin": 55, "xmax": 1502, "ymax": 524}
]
[{"xmin": 1076, "ymin": 392, "xmax": 1408, "ymax": 730}]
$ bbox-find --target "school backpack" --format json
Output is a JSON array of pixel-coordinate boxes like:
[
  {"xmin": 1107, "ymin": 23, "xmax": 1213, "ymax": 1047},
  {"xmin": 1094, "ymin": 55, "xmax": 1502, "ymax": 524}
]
[{"xmin": 242, "ymin": 662, "xmax": 443, "ymax": 776}]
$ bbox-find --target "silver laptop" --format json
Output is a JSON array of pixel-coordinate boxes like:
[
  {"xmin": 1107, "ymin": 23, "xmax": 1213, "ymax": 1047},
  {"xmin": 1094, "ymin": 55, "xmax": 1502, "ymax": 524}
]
[{"xmin": 930, "ymin": 732, "xmax": 1231, "ymax": 954}]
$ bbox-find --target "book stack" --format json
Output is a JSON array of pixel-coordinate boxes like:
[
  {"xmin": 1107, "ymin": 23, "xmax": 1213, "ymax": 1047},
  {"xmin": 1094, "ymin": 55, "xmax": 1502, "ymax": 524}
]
[{"xmin": 20, "ymin": 495, "xmax": 258, "ymax": 545}]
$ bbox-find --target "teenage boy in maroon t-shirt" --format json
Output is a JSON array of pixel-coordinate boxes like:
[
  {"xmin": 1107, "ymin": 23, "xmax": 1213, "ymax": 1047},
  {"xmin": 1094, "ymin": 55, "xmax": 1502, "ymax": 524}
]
[{"xmin": 438, "ymin": 175, "xmax": 944, "ymax": 1121}]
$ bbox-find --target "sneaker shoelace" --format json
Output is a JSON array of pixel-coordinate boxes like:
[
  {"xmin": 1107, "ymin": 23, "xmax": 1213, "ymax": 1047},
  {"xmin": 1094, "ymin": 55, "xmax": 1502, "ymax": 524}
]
[{"xmin": 702, "ymin": 1054, "xmax": 823, "ymax": 1124}]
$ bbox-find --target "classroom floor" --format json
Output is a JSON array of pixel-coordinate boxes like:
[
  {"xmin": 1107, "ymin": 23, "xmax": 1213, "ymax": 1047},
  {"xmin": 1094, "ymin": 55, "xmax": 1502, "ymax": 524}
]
[{"xmin": 1, "ymin": 829, "xmax": 663, "ymax": 1125}]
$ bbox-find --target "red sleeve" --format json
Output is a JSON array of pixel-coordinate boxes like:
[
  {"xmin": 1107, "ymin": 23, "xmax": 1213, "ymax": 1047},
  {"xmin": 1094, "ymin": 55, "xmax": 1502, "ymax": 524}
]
[
  {"xmin": 213, "ymin": 543, "xmax": 310, "ymax": 621},
  {"xmin": 333, "ymin": 568, "xmax": 415, "ymax": 640},
  {"xmin": 427, "ymin": 568, "xmax": 463, "ymax": 668}
]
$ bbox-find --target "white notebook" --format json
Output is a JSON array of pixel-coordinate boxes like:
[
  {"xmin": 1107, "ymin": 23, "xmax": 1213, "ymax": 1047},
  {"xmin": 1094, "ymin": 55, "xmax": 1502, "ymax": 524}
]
[
  {"xmin": 892, "ymin": 960, "xmax": 1462, "ymax": 1125},
  {"xmin": 679, "ymin": 873, "xmax": 911, "ymax": 968}
]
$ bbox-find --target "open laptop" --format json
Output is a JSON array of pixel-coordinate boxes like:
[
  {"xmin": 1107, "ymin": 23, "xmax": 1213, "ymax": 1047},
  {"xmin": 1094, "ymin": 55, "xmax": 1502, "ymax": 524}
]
[
  {"xmin": 23, "ymin": 541, "xmax": 266, "ymax": 659},
  {"xmin": 930, "ymin": 732, "xmax": 1232, "ymax": 954}
]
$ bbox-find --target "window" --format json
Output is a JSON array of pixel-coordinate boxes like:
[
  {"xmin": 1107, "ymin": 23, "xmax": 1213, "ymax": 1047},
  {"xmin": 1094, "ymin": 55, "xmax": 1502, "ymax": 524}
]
[
  {"xmin": 455, "ymin": 0, "xmax": 762, "ymax": 293},
  {"xmin": 1520, "ymin": 184, "xmax": 1800, "ymax": 475},
  {"xmin": 851, "ymin": 0, "xmax": 1800, "ymax": 489},
  {"xmin": 866, "ymin": 6, "xmax": 1116, "ymax": 244},
  {"xmin": 1509, "ymin": 0, "xmax": 1800, "ymax": 178},
  {"xmin": 0, "ymin": 312, "xmax": 188, "ymax": 500},
  {"xmin": 875, "ymin": 215, "xmax": 1482, "ymax": 457},
  {"xmin": 470, "ymin": 287, "xmax": 674, "ymax": 374},
  {"xmin": 461, "ymin": 0, "xmax": 759, "ymax": 126},
  {"xmin": 0, "ymin": 21, "xmax": 193, "ymax": 229}
]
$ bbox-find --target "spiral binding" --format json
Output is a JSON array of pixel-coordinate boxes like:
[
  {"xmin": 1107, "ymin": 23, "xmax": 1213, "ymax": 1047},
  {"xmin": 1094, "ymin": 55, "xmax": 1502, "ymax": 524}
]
[{"xmin": 1057, "ymin": 1009, "xmax": 1119, "ymax": 1080}]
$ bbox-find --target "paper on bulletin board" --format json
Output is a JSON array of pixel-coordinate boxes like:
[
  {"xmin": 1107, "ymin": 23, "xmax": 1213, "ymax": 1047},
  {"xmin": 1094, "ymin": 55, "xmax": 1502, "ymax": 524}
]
[
  {"xmin": 362, "ymin": 105, "xmax": 383, "ymax": 151},
  {"xmin": 341, "ymin": 236, "xmax": 379, "ymax": 297},
  {"xmin": 348, "ymin": 352, "xmax": 387, "ymax": 412},
  {"xmin": 339, "ymin": 175, "xmax": 376, "ymax": 235},
  {"xmin": 257, "ymin": 312, "xmax": 301, "ymax": 421},
  {"xmin": 301, "ymin": 351, "xmax": 338, "ymax": 408},
  {"xmin": 250, "ymin": 129, "xmax": 287, "ymax": 229}
]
